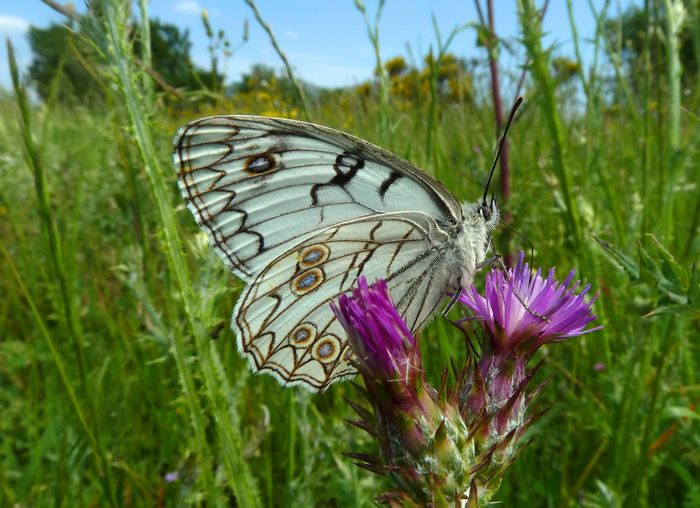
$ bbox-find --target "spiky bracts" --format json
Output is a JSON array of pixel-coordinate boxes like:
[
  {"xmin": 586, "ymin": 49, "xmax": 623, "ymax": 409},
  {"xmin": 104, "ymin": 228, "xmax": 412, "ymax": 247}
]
[{"xmin": 332, "ymin": 256, "xmax": 600, "ymax": 506}]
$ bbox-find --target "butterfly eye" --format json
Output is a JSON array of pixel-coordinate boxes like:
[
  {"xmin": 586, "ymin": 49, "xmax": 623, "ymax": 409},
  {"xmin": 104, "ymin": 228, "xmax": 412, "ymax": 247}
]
[{"xmin": 479, "ymin": 203, "xmax": 492, "ymax": 222}]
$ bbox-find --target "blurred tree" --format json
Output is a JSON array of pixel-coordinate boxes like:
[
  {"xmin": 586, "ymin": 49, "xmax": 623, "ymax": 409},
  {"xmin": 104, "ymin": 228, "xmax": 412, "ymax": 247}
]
[
  {"xmin": 27, "ymin": 22, "xmax": 102, "ymax": 104},
  {"xmin": 236, "ymin": 64, "xmax": 278, "ymax": 93},
  {"xmin": 29, "ymin": 19, "xmax": 221, "ymax": 103},
  {"xmin": 357, "ymin": 52, "xmax": 475, "ymax": 105},
  {"xmin": 231, "ymin": 64, "xmax": 315, "ymax": 116},
  {"xmin": 235, "ymin": 64, "xmax": 303, "ymax": 103},
  {"xmin": 146, "ymin": 19, "xmax": 198, "ymax": 89},
  {"xmin": 551, "ymin": 56, "xmax": 580, "ymax": 84},
  {"xmin": 605, "ymin": 3, "xmax": 698, "ymax": 88},
  {"xmin": 132, "ymin": 18, "xmax": 222, "ymax": 92},
  {"xmin": 551, "ymin": 56, "xmax": 580, "ymax": 103},
  {"xmin": 423, "ymin": 52, "xmax": 473, "ymax": 100}
]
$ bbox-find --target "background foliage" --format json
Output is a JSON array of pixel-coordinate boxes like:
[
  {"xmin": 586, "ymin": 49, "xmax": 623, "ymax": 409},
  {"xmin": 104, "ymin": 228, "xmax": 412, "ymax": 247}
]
[{"xmin": 1, "ymin": 0, "xmax": 699, "ymax": 506}]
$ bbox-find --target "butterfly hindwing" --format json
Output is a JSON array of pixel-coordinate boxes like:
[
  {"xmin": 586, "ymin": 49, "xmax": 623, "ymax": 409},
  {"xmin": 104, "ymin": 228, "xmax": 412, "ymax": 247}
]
[
  {"xmin": 234, "ymin": 212, "xmax": 454, "ymax": 390},
  {"xmin": 173, "ymin": 116, "xmax": 462, "ymax": 281}
]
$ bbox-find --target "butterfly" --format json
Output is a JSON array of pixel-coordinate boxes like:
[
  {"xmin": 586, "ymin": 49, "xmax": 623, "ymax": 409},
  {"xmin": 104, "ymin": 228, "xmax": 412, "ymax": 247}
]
[{"xmin": 173, "ymin": 116, "xmax": 500, "ymax": 390}]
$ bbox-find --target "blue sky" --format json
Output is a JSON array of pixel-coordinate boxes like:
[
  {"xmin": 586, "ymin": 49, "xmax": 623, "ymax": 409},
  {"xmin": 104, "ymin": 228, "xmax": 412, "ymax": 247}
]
[{"xmin": 0, "ymin": 1, "xmax": 640, "ymax": 91}]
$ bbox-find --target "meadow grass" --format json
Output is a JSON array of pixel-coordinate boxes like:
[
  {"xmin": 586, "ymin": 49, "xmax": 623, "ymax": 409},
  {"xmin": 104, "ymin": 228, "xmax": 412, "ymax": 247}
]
[{"xmin": 1, "ymin": 0, "xmax": 698, "ymax": 506}]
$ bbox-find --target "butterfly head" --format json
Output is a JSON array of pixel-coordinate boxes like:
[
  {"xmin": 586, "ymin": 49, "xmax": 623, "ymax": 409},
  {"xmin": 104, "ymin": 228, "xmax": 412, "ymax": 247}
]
[
  {"xmin": 465, "ymin": 195, "xmax": 499, "ymax": 231},
  {"xmin": 478, "ymin": 194, "xmax": 498, "ymax": 224},
  {"xmin": 461, "ymin": 197, "xmax": 499, "ymax": 246}
]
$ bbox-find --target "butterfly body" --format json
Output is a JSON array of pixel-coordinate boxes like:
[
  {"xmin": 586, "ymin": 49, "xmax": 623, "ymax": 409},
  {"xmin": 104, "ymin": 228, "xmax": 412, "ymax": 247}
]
[{"xmin": 173, "ymin": 116, "xmax": 498, "ymax": 390}]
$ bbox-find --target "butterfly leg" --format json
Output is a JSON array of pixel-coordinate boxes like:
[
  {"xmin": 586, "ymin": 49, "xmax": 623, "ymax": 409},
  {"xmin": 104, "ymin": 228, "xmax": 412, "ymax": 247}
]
[
  {"xmin": 441, "ymin": 254, "xmax": 501, "ymax": 332},
  {"xmin": 487, "ymin": 255, "xmax": 550, "ymax": 322},
  {"xmin": 475, "ymin": 254, "xmax": 500, "ymax": 271},
  {"xmin": 441, "ymin": 289, "xmax": 462, "ymax": 320},
  {"xmin": 439, "ymin": 292, "xmax": 483, "ymax": 359},
  {"xmin": 441, "ymin": 288, "xmax": 488, "ymax": 340}
]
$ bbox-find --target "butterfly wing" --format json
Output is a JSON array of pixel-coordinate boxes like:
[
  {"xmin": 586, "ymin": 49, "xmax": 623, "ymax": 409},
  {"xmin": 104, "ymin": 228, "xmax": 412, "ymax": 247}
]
[
  {"xmin": 234, "ymin": 212, "xmax": 455, "ymax": 390},
  {"xmin": 173, "ymin": 116, "xmax": 465, "ymax": 389},
  {"xmin": 173, "ymin": 116, "xmax": 462, "ymax": 281}
]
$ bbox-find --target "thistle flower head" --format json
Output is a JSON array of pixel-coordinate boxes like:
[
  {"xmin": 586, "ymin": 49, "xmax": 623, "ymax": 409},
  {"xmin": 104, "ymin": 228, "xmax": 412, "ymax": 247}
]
[
  {"xmin": 332, "ymin": 259, "xmax": 601, "ymax": 506},
  {"xmin": 331, "ymin": 278, "xmax": 416, "ymax": 381},
  {"xmin": 332, "ymin": 278, "xmax": 465, "ymax": 502},
  {"xmin": 460, "ymin": 251, "xmax": 601, "ymax": 356},
  {"xmin": 458, "ymin": 252, "xmax": 601, "ymax": 446}
]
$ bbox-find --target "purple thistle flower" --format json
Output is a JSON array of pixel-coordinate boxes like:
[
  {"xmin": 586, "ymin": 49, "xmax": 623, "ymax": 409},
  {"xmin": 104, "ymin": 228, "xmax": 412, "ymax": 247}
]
[
  {"xmin": 333, "ymin": 278, "xmax": 457, "ymax": 501},
  {"xmin": 460, "ymin": 251, "xmax": 601, "ymax": 355},
  {"xmin": 332, "ymin": 260, "xmax": 601, "ymax": 506},
  {"xmin": 459, "ymin": 251, "xmax": 601, "ymax": 440},
  {"xmin": 331, "ymin": 278, "xmax": 418, "ymax": 381}
]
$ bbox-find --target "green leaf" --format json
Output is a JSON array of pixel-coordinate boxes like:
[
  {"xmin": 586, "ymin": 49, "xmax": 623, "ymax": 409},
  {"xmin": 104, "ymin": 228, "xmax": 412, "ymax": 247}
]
[
  {"xmin": 593, "ymin": 235, "xmax": 640, "ymax": 281},
  {"xmin": 660, "ymin": 406, "xmax": 700, "ymax": 421},
  {"xmin": 595, "ymin": 235, "xmax": 699, "ymax": 318}
]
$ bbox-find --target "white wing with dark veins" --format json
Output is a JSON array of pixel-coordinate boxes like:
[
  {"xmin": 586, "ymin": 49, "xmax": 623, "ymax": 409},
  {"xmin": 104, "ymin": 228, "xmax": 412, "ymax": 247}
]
[{"xmin": 173, "ymin": 116, "xmax": 466, "ymax": 389}]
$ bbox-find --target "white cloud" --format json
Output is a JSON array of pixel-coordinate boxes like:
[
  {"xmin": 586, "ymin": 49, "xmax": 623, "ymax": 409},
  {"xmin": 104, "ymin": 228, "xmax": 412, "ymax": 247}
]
[
  {"xmin": 0, "ymin": 14, "xmax": 30, "ymax": 33},
  {"xmin": 173, "ymin": 1, "xmax": 201, "ymax": 15}
]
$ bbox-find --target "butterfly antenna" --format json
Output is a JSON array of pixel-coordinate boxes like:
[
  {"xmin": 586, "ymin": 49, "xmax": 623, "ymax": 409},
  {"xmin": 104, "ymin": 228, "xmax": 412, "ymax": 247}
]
[
  {"xmin": 482, "ymin": 96, "xmax": 524, "ymax": 205},
  {"xmin": 498, "ymin": 218, "xmax": 536, "ymax": 272}
]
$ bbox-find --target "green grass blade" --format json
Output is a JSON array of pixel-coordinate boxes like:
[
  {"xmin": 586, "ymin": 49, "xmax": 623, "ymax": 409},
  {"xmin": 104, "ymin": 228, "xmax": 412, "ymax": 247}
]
[
  {"xmin": 6, "ymin": 38, "xmax": 118, "ymax": 507},
  {"xmin": 95, "ymin": 1, "xmax": 261, "ymax": 504}
]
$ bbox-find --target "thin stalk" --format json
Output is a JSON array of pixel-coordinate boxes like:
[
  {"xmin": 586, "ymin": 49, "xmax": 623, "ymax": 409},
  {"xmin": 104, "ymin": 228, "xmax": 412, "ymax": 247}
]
[
  {"xmin": 642, "ymin": 0, "xmax": 652, "ymax": 235},
  {"xmin": 97, "ymin": 1, "xmax": 260, "ymax": 504},
  {"xmin": 114, "ymin": 116, "xmax": 152, "ymax": 286},
  {"xmin": 243, "ymin": 0, "xmax": 311, "ymax": 121},
  {"xmin": 0, "ymin": 238, "xmax": 117, "ymax": 506},
  {"xmin": 654, "ymin": 0, "xmax": 666, "ymax": 236},
  {"xmin": 6, "ymin": 38, "xmax": 117, "ymax": 507},
  {"xmin": 512, "ymin": 0, "xmax": 550, "ymax": 100},
  {"xmin": 661, "ymin": 0, "xmax": 684, "ymax": 244},
  {"xmin": 566, "ymin": 0, "xmax": 589, "ymax": 97},
  {"xmin": 628, "ymin": 317, "xmax": 675, "ymax": 506},
  {"xmin": 607, "ymin": 325, "xmax": 650, "ymax": 488},
  {"xmin": 264, "ymin": 432, "xmax": 273, "ymax": 507},
  {"xmin": 476, "ymin": 0, "xmax": 513, "ymax": 263},
  {"xmin": 663, "ymin": 0, "xmax": 683, "ymax": 152},
  {"xmin": 689, "ymin": 0, "xmax": 700, "ymax": 106},
  {"xmin": 287, "ymin": 391, "xmax": 297, "ymax": 500},
  {"xmin": 516, "ymin": 0, "xmax": 582, "ymax": 249},
  {"xmin": 201, "ymin": 10, "xmax": 219, "ymax": 91},
  {"xmin": 486, "ymin": 0, "xmax": 509, "ymax": 205},
  {"xmin": 567, "ymin": 439, "xmax": 609, "ymax": 502},
  {"xmin": 425, "ymin": 18, "xmax": 467, "ymax": 178},
  {"xmin": 355, "ymin": 0, "xmax": 390, "ymax": 145},
  {"xmin": 586, "ymin": 0, "xmax": 641, "ymax": 122},
  {"xmin": 426, "ymin": 45, "xmax": 439, "ymax": 162},
  {"xmin": 137, "ymin": 0, "xmax": 153, "ymax": 101}
]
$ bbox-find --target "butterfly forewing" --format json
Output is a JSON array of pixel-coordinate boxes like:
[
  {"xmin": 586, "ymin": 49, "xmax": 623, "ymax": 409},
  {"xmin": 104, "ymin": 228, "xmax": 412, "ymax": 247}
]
[
  {"xmin": 173, "ymin": 116, "xmax": 468, "ymax": 390},
  {"xmin": 174, "ymin": 116, "xmax": 462, "ymax": 280}
]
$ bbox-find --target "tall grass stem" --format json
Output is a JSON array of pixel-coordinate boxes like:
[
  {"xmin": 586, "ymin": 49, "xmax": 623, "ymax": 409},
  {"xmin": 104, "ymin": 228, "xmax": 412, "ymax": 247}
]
[
  {"xmin": 6, "ymin": 38, "xmax": 118, "ymax": 507},
  {"xmin": 97, "ymin": 1, "xmax": 260, "ymax": 504},
  {"xmin": 244, "ymin": 0, "xmax": 312, "ymax": 121},
  {"xmin": 355, "ymin": 0, "xmax": 391, "ymax": 145},
  {"xmin": 660, "ymin": 0, "xmax": 685, "ymax": 243},
  {"xmin": 516, "ymin": 0, "xmax": 582, "ymax": 249}
]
